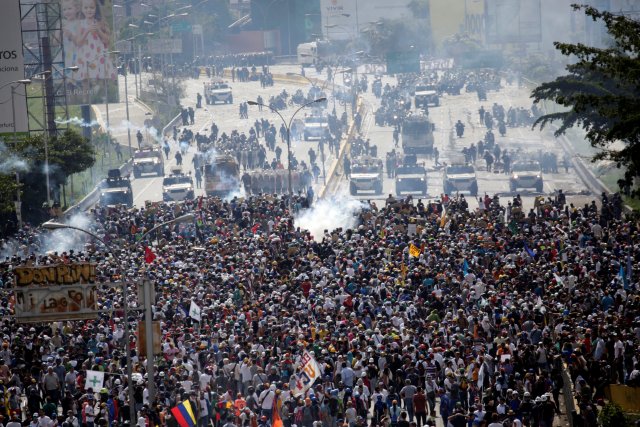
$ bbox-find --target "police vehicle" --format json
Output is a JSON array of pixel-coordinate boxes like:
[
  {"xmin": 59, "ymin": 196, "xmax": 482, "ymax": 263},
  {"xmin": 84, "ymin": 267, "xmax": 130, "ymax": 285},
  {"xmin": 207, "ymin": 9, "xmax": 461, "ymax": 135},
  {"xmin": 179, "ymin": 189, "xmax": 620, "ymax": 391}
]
[
  {"xmin": 395, "ymin": 155, "xmax": 427, "ymax": 196},
  {"xmin": 204, "ymin": 79, "xmax": 233, "ymax": 104},
  {"xmin": 98, "ymin": 169, "xmax": 133, "ymax": 207},
  {"xmin": 303, "ymin": 113, "xmax": 329, "ymax": 140},
  {"xmin": 162, "ymin": 167, "xmax": 195, "ymax": 202},
  {"xmin": 132, "ymin": 146, "xmax": 164, "ymax": 178},
  {"xmin": 350, "ymin": 157, "xmax": 384, "ymax": 195},
  {"xmin": 510, "ymin": 161, "xmax": 543, "ymax": 192},
  {"xmin": 414, "ymin": 83, "xmax": 439, "ymax": 108},
  {"xmin": 443, "ymin": 164, "xmax": 478, "ymax": 196},
  {"xmin": 401, "ymin": 113, "xmax": 435, "ymax": 155}
]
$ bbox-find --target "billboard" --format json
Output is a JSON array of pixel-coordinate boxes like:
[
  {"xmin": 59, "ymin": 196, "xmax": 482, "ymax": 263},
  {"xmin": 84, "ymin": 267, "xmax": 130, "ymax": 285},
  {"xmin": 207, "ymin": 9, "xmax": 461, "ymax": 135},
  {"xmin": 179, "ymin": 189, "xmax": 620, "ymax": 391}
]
[
  {"xmin": 485, "ymin": 0, "xmax": 542, "ymax": 44},
  {"xmin": 0, "ymin": 0, "xmax": 28, "ymax": 142},
  {"xmin": 13, "ymin": 263, "xmax": 99, "ymax": 323},
  {"xmin": 59, "ymin": 0, "xmax": 118, "ymax": 105}
]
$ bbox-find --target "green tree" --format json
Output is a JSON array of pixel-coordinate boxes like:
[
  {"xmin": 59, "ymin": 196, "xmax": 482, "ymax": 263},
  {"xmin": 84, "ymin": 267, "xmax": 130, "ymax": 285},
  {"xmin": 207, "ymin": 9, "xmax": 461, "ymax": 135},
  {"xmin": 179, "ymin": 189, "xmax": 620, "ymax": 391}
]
[
  {"xmin": 531, "ymin": 4, "xmax": 640, "ymax": 197},
  {"xmin": 12, "ymin": 129, "xmax": 96, "ymax": 224},
  {"xmin": 598, "ymin": 402, "xmax": 626, "ymax": 427}
]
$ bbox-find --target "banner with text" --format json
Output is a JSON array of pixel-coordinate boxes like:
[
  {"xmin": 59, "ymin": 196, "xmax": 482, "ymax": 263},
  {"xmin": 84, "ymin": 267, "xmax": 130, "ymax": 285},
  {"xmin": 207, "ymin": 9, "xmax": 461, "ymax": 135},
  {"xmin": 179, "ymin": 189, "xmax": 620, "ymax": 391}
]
[
  {"xmin": 0, "ymin": 0, "xmax": 28, "ymax": 142},
  {"xmin": 291, "ymin": 350, "xmax": 321, "ymax": 397}
]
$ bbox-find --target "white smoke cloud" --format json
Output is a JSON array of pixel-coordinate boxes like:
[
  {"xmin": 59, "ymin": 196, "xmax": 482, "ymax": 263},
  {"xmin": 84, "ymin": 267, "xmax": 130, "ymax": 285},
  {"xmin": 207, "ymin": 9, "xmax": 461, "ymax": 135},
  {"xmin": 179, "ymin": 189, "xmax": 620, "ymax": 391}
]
[
  {"xmin": 0, "ymin": 141, "xmax": 29, "ymax": 173},
  {"xmin": 39, "ymin": 212, "xmax": 96, "ymax": 255},
  {"xmin": 0, "ymin": 212, "xmax": 97, "ymax": 260},
  {"xmin": 294, "ymin": 192, "xmax": 365, "ymax": 241}
]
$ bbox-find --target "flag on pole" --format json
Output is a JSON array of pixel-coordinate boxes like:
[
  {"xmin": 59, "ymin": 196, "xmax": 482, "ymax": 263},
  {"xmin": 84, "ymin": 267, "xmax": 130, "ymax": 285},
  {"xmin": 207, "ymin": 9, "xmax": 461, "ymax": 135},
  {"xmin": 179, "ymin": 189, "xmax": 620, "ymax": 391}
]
[
  {"xmin": 523, "ymin": 242, "xmax": 536, "ymax": 259},
  {"xmin": 171, "ymin": 400, "xmax": 196, "ymax": 427},
  {"xmin": 440, "ymin": 207, "xmax": 448, "ymax": 227},
  {"xmin": 400, "ymin": 262, "xmax": 407, "ymax": 283},
  {"xmin": 463, "ymin": 259, "xmax": 469, "ymax": 276},
  {"xmin": 272, "ymin": 405, "xmax": 284, "ymax": 427},
  {"xmin": 144, "ymin": 246, "xmax": 156, "ymax": 264},
  {"xmin": 189, "ymin": 301, "xmax": 202, "ymax": 322},
  {"xmin": 619, "ymin": 264, "xmax": 628, "ymax": 290},
  {"xmin": 553, "ymin": 273, "xmax": 564, "ymax": 287},
  {"xmin": 291, "ymin": 350, "xmax": 321, "ymax": 397},
  {"xmin": 409, "ymin": 243, "xmax": 421, "ymax": 258},
  {"xmin": 85, "ymin": 370, "xmax": 105, "ymax": 391}
]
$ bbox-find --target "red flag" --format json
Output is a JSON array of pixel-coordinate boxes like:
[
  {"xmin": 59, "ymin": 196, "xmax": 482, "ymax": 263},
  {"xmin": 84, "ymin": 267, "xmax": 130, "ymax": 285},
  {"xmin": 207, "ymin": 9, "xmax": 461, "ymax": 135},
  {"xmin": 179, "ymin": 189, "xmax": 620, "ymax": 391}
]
[
  {"xmin": 251, "ymin": 223, "xmax": 260, "ymax": 233},
  {"xmin": 144, "ymin": 246, "xmax": 156, "ymax": 264},
  {"xmin": 197, "ymin": 196, "xmax": 203, "ymax": 210}
]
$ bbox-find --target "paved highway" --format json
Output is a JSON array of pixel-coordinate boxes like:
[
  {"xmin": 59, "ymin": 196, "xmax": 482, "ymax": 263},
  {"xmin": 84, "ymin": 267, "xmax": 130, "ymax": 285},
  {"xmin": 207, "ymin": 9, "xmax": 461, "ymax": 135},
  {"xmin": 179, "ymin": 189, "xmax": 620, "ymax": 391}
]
[
  {"xmin": 330, "ymin": 69, "xmax": 591, "ymax": 211},
  {"xmin": 122, "ymin": 65, "xmax": 592, "ymax": 212},
  {"xmin": 128, "ymin": 73, "xmax": 348, "ymax": 208}
]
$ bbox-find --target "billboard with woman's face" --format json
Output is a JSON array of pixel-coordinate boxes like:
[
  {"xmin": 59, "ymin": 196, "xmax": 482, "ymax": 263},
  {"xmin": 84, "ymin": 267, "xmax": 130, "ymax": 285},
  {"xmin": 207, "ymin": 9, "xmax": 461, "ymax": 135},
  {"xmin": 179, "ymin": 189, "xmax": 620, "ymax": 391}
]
[{"xmin": 60, "ymin": 0, "xmax": 118, "ymax": 105}]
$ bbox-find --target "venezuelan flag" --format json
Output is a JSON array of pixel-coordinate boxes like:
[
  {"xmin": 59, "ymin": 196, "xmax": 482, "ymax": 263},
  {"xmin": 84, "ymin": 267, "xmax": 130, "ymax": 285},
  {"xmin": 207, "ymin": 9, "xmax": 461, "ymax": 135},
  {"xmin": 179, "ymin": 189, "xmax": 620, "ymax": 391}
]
[{"xmin": 171, "ymin": 400, "xmax": 196, "ymax": 427}]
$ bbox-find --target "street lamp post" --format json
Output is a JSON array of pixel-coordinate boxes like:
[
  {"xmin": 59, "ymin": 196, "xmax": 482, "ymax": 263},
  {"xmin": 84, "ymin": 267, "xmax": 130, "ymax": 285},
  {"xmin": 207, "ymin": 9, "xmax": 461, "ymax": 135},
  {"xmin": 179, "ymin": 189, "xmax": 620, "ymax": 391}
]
[
  {"xmin": 42, "ymin": 213, "xmax": 194, "ymax": 412},
  {"xmin": 102, "ymin": 52, "xmax": 119, "ymax": 152},
  {"xmin": 5, "ymin": 79, "xmax": 32, "ymax": 228},
  {"xmin": 248, "ymin": 98, "xmax": 326, "ymax": 212},
  {"xmin": 127, "ymin": 25, "xmax": 140, "ymax": 98},
  {"xmin": 33, "ymin": 71, "xmax": 52, "ymax": 204}
]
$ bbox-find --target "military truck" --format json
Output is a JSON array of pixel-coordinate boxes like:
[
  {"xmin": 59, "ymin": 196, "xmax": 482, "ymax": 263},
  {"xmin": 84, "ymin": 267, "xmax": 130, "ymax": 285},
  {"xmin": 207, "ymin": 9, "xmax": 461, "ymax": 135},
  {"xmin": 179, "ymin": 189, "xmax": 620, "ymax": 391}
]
[
  {"xmin": 162, "ymin": 167, "xmax": 195, "ymax": 202},
  {"xmin": 350, "ymin": 157, "xmax": 384, "ymax": 195},
  {"xmin": 401, "ymin": 113, "xmax": 435, "ymax": 155},
  {"xmin": 414, "ymin": 83, "xmax": 439, "ymax": 108},
  {"xmin": 395, "ymin": 155, "xmax": 427, "ymax": 196},
  {"xmin": 204, "ymin": 154, "xmax": 240, "ymax": 197},
  {"xmin": 132, "ymin": 146, "xmax": 164, "ymax": 178},
  {"xmin": 303, "ymin": 114, "xmax": 329, "ymax": 140},
  {"xmin": 204, "ymin": 79, "xmax": 233, "ymax": 105},
  {"xmin": 510, "ymin": 161, "xmax": 543, "ymax": 192},
  {"xmin": 443, "ymin": 164, "xmax": 478, "ymax": 196},
  {"xmin": 98, "ymin": 169, "xmax": 133, "ymax": 207}
]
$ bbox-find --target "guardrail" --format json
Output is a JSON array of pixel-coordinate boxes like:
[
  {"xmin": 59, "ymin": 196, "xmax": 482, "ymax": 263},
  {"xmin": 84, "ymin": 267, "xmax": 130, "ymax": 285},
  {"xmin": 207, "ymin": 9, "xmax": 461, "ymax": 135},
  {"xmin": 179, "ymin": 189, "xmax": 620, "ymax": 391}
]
[
  {"xmin": 62, "ymin": 102, "xmax": 173, "ymax": 218},
  {"xmin": 321, "ymin": 96, "xmax": 364, "ymax": 198},
  {"xmin": 62, "ymin": 160, "xmax": 133, "ymax": 217},
  {"xmin": 562, "ymin": 364, "xmax": 577, "ymax": 427}
]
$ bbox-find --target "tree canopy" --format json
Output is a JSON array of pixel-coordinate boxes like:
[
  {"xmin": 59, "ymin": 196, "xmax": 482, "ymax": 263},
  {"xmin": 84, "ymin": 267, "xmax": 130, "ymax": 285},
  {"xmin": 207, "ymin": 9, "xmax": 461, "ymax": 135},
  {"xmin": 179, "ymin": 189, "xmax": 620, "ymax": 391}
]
[
  {"xmin": 531, "ymin": 4, "xmax": 640, "ymax": 197},
  {"xmin": 0, "ymin": 129, "xmax": 96, "ymax": 230}
]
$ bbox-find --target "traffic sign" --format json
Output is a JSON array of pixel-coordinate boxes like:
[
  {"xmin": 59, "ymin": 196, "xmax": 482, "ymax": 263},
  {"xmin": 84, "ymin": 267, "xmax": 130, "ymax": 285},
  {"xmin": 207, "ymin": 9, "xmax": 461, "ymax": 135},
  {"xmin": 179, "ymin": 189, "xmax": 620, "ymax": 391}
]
[
  {"xmin": 386, "ymin": 51, "xmax": 420, "ymax": 74},
  {"xmin": 171, "ymin": 21, "xmax": 191, "ymax": 33}
]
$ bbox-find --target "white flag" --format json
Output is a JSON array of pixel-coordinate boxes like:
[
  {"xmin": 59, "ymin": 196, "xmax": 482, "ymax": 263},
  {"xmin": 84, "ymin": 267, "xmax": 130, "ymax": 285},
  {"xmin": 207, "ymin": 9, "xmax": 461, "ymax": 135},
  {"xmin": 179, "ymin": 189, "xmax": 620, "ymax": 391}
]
[
  {"xmin": 291, "ymin": 350, "xmax": 321, "ymax": 397},
  {"xmin": 85, "ymin": 370, "xmax": 105, "ymax": 391},
  {"xmin": 189, "ymin": 301, "xmax": 202, "ymax": 322}
]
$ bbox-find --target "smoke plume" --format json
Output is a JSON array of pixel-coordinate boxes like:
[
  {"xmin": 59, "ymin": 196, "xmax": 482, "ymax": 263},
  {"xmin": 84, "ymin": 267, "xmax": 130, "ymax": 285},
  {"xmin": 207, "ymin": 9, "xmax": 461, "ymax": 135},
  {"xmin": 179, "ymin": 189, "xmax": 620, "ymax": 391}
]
[{"xmin": 294, "ymin": 192, "xmax": 365, "ymax": 241}]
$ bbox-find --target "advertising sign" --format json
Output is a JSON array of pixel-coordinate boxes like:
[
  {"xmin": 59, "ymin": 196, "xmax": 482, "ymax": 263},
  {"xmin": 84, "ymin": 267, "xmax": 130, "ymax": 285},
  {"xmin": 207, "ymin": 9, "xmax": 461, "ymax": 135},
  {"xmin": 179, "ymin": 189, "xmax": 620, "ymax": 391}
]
[
  {"xmin": 0, "ymin": 0, "xmax": 28, "ymax": 142},
  {"xmin": 13, "ymin": 263, "xmax": 99, "ymax": 323},
  {"xmin": 58, "ymin": 0, "xmax": 118, "ymax": 104}
]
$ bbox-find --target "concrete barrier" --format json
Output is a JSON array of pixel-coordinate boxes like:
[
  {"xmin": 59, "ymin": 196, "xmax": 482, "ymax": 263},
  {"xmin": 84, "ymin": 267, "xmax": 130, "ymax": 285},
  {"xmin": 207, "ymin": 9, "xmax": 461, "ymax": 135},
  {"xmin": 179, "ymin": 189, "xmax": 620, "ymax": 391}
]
[
  {"xmin": 321, "ymin": 96, "xmax": 365, "ymax": 198},
  {"xmin": 561, "ymin": 364, "xmax": 577, "ymax": 427},
  {"xmin": 63, "ymin": 160, "xmax": 133, "ymax": 217}
]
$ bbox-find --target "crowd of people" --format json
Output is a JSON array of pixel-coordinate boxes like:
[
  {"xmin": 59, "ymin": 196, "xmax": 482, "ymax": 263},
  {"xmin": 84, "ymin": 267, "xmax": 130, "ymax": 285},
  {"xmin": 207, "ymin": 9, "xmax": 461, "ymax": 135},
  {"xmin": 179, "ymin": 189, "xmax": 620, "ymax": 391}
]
[{"xmin": 0, "ymin": 186, "xmax": 638, "ymax": 427}]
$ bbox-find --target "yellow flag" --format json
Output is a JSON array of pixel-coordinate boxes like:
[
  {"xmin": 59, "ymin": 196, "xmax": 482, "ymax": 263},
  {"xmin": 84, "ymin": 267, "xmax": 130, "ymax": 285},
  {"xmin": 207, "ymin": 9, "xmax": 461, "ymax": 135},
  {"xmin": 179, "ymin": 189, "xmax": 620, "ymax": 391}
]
[
  {"xmin": 401, "ymin": 262, "xmax": 407, "ymax": 281},
  {"xmin": 409, "ymin": 243, "xmax": 421, "ymax": 258},
  {"xmin": 440, "ymin": 207, "xmax": 448, "ymax": 227}
]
